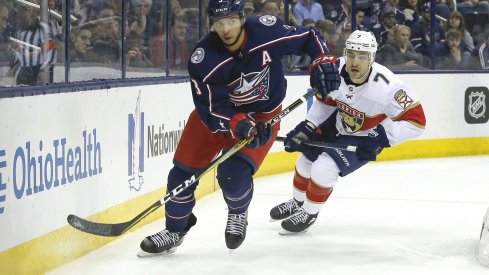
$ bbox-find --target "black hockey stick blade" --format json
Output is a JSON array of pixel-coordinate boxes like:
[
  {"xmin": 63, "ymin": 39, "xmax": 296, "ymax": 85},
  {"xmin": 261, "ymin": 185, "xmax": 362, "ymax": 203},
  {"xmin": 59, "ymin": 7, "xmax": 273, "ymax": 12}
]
[
  {"xmin": 67, "ymin": 200, "xmax": 162, "ymax": 237},
  {"xmin": 67, "ymin": 89, "xmax": 316, "ymax": 237},
  {"xmin": 276, "ymin": 136, "xmax": 357, "ymax": 152}
]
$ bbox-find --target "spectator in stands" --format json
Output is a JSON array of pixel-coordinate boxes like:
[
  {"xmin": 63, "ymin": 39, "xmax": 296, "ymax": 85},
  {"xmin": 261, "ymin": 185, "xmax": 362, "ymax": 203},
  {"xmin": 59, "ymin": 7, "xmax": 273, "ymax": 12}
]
[
  {"xmin": 316, "ymin": 19, "xmax": 337, "ymax": 52},
  {"xmin": 473, "ymin": 27, "xmax": 489, "ymax": 69},
  {"xmin": 431, "ymin": 29, "xmax": 471, "ymax": 69},
  {"xmin": 182, "ymin": 8, "xmax": 200, "ymax": 45},
  {"xmin": 399, "ymin": 0, "xmax": 420, "ymax": 28},
  {"xmin": 370, "ymin": 8, "xmax": 398, "ymax": 48},
  {"xmin": 324, "ymin": 0, "xmax": 349, "ymax": 27},
  {"xmin": 13, "ymin": 0, "xmax": 55, "ymax": 85},
  {"xmin": 84, "ymin": 2, "xmax": 120, "ymax": 63},
  {"xmin": 331, "ymin": 20, "xmax": 352, "ymax": 57},
  {"xmin": 410, "ymin": 2, "xmax": 445, "ymax": 66},
  {"xmin": 126, "ymin": 32, "xmax": 153, "ymax": 67},
  {"xmin": 0, "ymin": 1, "xmax": 12, "ymax": 62},
  {"xmin": 354, "ymin": 7, "xmax": 367, "ymax": 30},
  {"xmin": 383, "ymin": 0, "xmax": 406, "ymax": 25},
  {"xmin": 149, "ymin": 13, "xmax": 190, "ymax": 72},
  {"xmin": 377, "ymin": 24, "xmax": 425, "ymax": 69},
  {"xmin": 293, "ymin": 0, "xmax": 325, "ymax": 25},
  {"xmin": 289, "ymin": 19, "xmax": 315, "ymax": 70},
  {"xmin": 261, "ymin": 0, "xmax": 279, "ymax": 16},
  {"xmin": 128, "ymin": 0, "xmax": 152, "ymax": 36},
  {"xmin": 444, "ymin": 10, "xmax": 474, "ymax": 55},
  {"xmin": 421, "ymin": 0, "xmax": 451, "ymax": 20},
  {"xmin": 365, "ymin": 0, "xmax": 385, "ymax": 29},
  {"xmin": 456, "ymin": 0, "xmax": 489, "ymax": 14},
  {"xmin": 244, "ymin": 2, "xmax": 255, "ymax": 17},
  {"xmin": 70, "ymin": 24, "xmax": 93, "ymax": 62}
]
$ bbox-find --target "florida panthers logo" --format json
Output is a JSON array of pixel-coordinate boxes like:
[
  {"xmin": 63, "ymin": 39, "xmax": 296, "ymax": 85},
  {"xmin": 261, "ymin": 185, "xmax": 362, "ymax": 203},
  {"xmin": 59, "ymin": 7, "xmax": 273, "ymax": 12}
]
[
  {"xmin": 228, "ymin": 66, "xmax": 270, "ymax": 105},
  {"xmin": 337, "ymin": 101, "xmax": 365, "ymax": 133}
]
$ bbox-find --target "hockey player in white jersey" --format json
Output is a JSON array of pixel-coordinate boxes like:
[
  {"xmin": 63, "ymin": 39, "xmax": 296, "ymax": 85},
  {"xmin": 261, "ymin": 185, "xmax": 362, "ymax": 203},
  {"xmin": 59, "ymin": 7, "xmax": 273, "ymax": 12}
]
[{"xmin": 270, "ymin": 30, "xmax": 426, "ymax": 233}]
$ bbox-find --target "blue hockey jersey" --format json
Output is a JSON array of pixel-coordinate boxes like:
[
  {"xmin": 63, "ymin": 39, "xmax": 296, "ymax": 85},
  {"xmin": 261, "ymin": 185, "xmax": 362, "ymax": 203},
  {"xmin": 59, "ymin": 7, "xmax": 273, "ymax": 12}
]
[{"xmin": 187, "ymin": 15, "xmax": 330, "ymax": 133}]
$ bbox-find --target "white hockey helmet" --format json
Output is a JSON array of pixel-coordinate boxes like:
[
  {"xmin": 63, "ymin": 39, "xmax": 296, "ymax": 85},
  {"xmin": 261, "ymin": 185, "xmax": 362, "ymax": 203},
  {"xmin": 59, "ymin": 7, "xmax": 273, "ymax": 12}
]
[{"xmin": 344, "ymin": 30, "xmax": 378, "ymax": 66}]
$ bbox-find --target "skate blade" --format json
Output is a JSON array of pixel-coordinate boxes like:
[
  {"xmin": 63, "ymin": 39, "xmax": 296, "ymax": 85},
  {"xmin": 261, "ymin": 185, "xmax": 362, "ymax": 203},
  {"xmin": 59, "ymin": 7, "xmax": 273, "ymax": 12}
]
[
  {"xmin": 269, "ymin": 218, "xmax": 282, "ymax": 222},
  {"xmin": 229, "ymin": 249, "xmax": 235, "ymax": 256},
  {"xmin": 278, "ymin": 228, "xmax": 309, "ymax": 236},
  {"xmin": 136, "ymin": 247, "xmax": 177, "ymax": 258}
]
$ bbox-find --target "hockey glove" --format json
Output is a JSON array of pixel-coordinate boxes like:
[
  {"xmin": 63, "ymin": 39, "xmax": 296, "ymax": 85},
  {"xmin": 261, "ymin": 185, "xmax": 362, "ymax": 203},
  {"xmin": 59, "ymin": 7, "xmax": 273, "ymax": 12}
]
[
  {"xmin": 284, "ymin": 120, "xmax": 316, "ymax": 153},
  {"xmin": 356, "ymin": 124, "xmax": 391, "ymax": 161},
  {"xmin": 229, "ymin": 113, "xmax": 271, "ymax": 148},
  {"xmin": 309, "ymin": 54, "xmax": 341, "ymax": 99}
]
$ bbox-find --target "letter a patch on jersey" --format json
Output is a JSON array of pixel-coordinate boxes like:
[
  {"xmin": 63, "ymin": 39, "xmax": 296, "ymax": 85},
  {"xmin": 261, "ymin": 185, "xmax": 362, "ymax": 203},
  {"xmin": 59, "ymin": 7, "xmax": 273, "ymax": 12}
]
[
  {"xmin": 394, "ymin": 89, "xmax": 413, "ymax": 109},
  {"xmin": 262, "ymin": 50, "xmax": 272, "ymax": 66}
]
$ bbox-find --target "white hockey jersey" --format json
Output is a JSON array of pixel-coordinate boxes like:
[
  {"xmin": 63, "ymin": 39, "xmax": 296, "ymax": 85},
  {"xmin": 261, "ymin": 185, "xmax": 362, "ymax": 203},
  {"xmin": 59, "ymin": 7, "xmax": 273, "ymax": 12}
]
[{"xmin": 306, "ymin": 57, "xmax": 426, "ymax": 146}]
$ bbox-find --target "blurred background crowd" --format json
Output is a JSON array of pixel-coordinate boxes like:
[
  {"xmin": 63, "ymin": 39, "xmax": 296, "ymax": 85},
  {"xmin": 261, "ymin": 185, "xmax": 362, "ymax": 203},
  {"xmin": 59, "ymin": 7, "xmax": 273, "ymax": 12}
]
[{"xmin": 0, "ymin": 0, "xmax": 488, "ymax": 87}]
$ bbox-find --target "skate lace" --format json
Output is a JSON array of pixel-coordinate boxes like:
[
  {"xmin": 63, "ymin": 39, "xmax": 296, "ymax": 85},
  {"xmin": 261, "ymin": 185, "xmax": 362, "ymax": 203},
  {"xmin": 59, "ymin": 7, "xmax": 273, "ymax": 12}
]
[
  {"xmin": 150, "ymin": 230, "xmax": 179, "ymax": 248},
  {"xmin": 289, "ymin": 210, "xmax": 310, "ymax": 225},
  {"xmin": 226, "ymin": 213, "xmax": 247, "ymax": 236},
  {"xmin": 278, "ymin": 199, "xmax": 298, "ymax": 214}
]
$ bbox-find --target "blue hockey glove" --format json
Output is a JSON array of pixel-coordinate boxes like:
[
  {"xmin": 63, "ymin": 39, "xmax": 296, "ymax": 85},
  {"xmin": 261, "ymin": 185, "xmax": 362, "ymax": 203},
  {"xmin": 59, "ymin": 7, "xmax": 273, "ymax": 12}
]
[
  {"xmin": 356, "ymin": 124, "xmax": 391, "ymax": 161},
  {"xmin": 309, "ymin": 54, "xmax": 341, "ymax": 99},
  {"xmin": 229, "ymin": 113, "xmax": 271, "ymax": 148},
  {"xmin": 247, "ymin": 122, "xmax": 271, "ymax": 149},
  {"xmin": 284, "ymin": 120, "xmax": 316, "ymax": 153}
]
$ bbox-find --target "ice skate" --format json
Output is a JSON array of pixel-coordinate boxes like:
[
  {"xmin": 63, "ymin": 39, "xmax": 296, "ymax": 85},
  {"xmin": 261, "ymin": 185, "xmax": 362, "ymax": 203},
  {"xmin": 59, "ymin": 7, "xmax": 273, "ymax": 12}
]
[
  {"xmin": 137, "ymin": 213, "xmax": 197, "ymax": 257},
  {"xmin": 225, "ymin": 211, "xmax": 248, "ymax": 253},
  {"xmin": 279, "ymin": 207, "xmax": 317, "ymax": 235},
  {"xmin": 269, "ymin": 198, "xmax": 303, "ymax": 221}
]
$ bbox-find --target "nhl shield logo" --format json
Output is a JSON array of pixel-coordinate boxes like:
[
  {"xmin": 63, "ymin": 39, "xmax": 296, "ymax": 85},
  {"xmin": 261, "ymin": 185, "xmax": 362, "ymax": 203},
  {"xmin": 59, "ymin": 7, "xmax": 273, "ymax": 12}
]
[
  {"xmin": 468, "ymin": 92, "xmax": 486, "ymax": 119},
  {"xmin": 465, "ymin": 87, "xmax": 489, "ymax": 124}
]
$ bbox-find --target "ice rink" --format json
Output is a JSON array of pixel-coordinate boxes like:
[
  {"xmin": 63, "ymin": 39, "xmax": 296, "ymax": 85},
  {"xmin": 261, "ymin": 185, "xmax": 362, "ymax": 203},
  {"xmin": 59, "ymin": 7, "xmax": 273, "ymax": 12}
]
[{"xmin": 50, "ymin": 156, "xmax": 489, "ymax": 275}]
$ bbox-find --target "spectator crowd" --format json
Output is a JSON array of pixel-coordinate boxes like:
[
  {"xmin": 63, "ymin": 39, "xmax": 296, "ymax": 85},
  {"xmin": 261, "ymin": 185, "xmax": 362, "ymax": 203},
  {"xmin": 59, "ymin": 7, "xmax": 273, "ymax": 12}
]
[{"xmin": 0, "ymin": 0, "xmax": 489, "ymax": 86}]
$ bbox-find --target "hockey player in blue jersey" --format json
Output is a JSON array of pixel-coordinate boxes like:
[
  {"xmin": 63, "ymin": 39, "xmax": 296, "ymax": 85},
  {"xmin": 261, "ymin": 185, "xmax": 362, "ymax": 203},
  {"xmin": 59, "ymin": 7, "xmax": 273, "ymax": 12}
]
[{"xmin": 138, "ymin": 0, "xmax": 341, "ymax": 256}]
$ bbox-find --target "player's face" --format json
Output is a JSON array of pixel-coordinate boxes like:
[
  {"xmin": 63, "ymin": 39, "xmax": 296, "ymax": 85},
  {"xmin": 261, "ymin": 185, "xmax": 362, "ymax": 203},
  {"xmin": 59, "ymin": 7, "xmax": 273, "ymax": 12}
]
[
  {"xmin": 345, "ymin": 49, "xmax": 371, "ymax": 81},
  {"xmin": 212, "ymin": 15, "xmax": 243, "ymax": 47}
]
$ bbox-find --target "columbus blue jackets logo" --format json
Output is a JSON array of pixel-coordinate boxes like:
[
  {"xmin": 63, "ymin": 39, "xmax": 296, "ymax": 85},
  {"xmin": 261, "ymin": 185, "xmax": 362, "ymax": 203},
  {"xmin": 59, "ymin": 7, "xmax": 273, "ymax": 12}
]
[
  {"xmin": 191, "ymin": 47, "xmax": 205, "ymax": 64},
  {"xmin": 259, "ymin": 15, "xmax": 277, "ymax": 26},
  {"xmin": 337, "ymin": 101, "xmax": 364, "ymax": 133},
  {"xmin": 228, "ymin": 66, "xmax": 270, "ymax": 105}
]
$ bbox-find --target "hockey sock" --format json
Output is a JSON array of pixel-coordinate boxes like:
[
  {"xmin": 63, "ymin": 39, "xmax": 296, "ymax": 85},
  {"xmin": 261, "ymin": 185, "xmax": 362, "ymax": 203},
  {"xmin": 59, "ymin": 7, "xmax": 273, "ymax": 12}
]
[
  {"xmin": 165, "ymin": 166, "xmax": 198, "ymax": 232},
  {"xmin": 292, "ymin": 169, "xmax": 308, "ymax": 202},
  {"xmin": 302, "ymin": 180, "xmax": 333, "ymax": 214},
  {"xmin": 217, "ymin": 157, "xmax": 254, "ymax": 214}
]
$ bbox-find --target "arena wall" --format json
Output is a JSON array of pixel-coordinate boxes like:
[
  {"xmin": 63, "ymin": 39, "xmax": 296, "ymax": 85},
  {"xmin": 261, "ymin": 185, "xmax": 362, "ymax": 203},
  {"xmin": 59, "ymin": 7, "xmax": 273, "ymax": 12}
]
[{"xmin": 0, "ymin": 74, "xmax": 488, "ymax": 274}]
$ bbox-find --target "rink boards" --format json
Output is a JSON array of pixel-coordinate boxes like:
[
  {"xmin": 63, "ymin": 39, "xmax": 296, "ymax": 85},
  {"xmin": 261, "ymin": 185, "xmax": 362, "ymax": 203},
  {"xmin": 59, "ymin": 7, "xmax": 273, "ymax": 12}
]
[{"xmin": 0, "ymin": 74, "xmax": 488, "ymax": 274}]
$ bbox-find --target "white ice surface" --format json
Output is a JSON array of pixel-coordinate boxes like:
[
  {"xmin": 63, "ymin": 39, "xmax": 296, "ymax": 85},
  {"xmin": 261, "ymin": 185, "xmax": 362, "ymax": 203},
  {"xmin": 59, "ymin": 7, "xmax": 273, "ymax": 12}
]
[{"xmin": 50, "ymin": 156, "xmax": 489, "ymax": 275}]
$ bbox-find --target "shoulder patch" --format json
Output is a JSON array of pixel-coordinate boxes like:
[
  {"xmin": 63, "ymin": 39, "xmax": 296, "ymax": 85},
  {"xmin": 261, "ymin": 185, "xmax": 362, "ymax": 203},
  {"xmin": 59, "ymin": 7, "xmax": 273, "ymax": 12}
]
[
  {"xmin": 394, "ymin": 89, "xmax": 413, "ymax": 109},
  {"xmin": 191, "ymin": 47, "xmax": 205, "ymax": 64},
  {"xmin": 259, "ymin": 15, "xmax": 277, "ymax": 26}
]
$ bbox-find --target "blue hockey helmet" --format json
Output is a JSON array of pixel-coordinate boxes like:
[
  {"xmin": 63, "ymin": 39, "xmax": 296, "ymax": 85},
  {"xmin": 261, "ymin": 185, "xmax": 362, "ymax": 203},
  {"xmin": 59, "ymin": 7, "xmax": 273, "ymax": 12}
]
[{"xmin": 207, "ymin": 0, "xmax": 245, "ymax": 22}]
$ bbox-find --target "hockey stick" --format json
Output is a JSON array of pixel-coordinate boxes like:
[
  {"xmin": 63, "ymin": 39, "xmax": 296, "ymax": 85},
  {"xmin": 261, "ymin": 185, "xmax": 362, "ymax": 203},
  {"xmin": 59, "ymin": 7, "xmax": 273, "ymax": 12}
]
[
  {"xmin": 275, "ymin": 136, "xmax": 357, "ymax": 152},
  {"xmin": 67, "ymin": 89, "xmax": 317, "ymax": 236}
]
